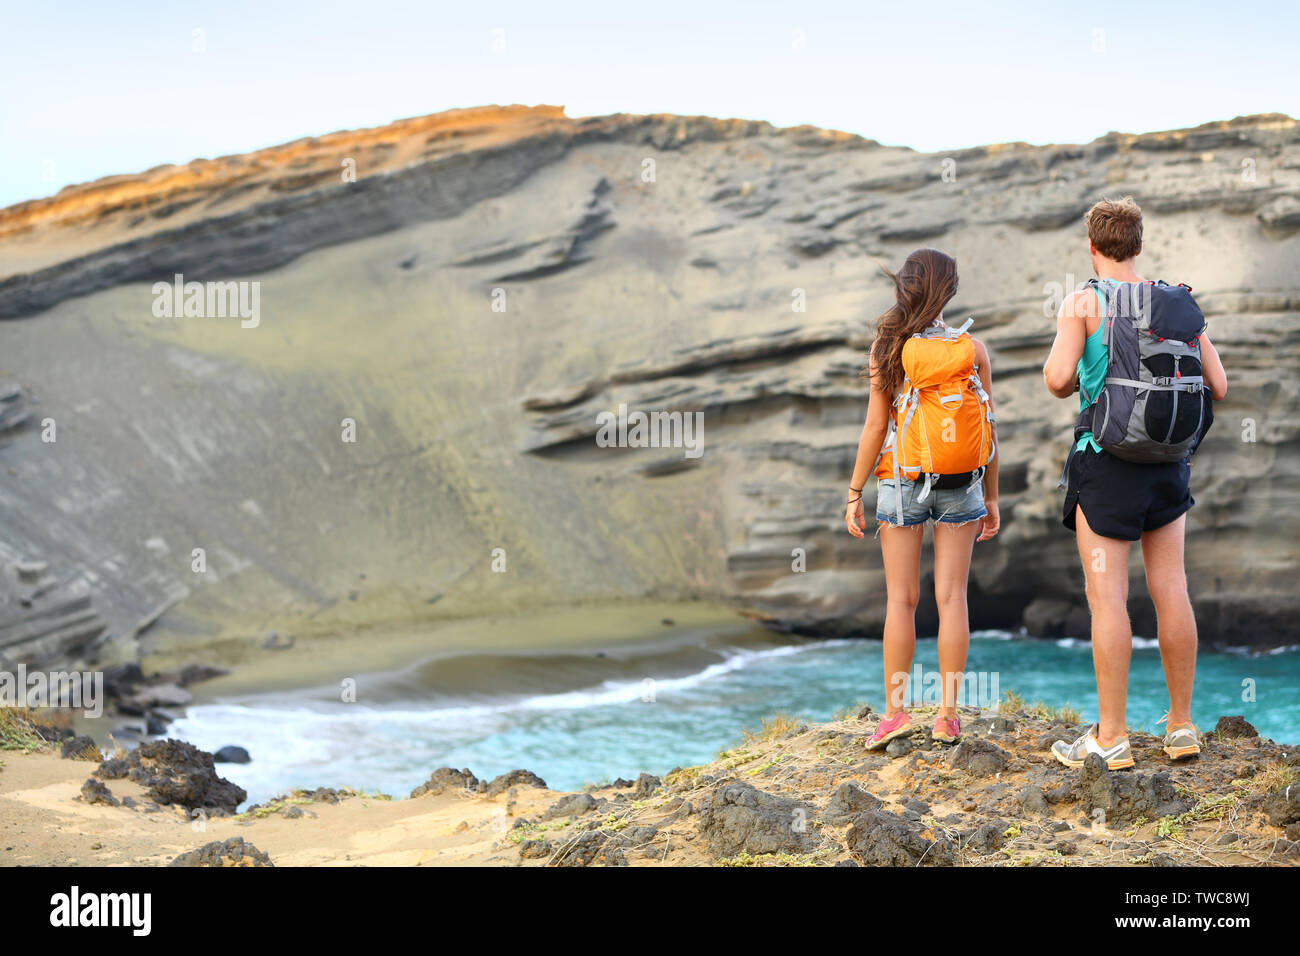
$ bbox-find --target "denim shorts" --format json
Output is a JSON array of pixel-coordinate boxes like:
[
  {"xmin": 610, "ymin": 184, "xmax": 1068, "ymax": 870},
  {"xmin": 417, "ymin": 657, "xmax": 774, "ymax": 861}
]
[{"xmin": 876, "ymin": 477, "xmax": 987, "ymax": 527}]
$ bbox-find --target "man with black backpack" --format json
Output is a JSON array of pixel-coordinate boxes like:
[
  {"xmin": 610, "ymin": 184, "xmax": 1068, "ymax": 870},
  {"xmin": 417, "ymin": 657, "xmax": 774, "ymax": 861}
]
[{"xmin": 1042, "ymin": 197, "xmax": 1228, "ymax": 770}]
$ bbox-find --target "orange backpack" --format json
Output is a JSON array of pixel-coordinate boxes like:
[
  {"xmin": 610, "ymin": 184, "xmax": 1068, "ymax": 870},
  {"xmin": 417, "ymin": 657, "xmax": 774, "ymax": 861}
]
[{"xmin": 873, "ymin": 319, "xmax": 996, "ymax": 522}]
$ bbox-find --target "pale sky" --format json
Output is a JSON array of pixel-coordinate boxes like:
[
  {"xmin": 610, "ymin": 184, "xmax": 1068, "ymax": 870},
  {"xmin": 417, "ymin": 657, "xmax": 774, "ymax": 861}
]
[{"xmin": 2, "ymin": 0, "xmax": 1297, "ymax": 209}]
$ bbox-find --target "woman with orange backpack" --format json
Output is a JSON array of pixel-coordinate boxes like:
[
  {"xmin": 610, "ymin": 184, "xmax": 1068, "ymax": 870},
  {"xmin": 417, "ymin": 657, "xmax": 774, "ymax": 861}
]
[{"xmin": 844, "ymin": 248, "xmax": 1000, "ymax": 748}]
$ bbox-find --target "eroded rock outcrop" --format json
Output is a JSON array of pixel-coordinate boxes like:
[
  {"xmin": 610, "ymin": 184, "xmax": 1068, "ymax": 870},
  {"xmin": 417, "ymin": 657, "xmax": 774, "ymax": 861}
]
[
  {"xmin": 94, "ymin": 738, "xmax": 246, "ymax": 813},
  {"xmin": 846, "ymin": 808, "xmax": 957, "ymax": 866},
  {"xmin": 1080, "ymin": 754, "xmax": 1193, "ymax": 828},
  {"xmin": 0, "ymin": 106, "xmax": 1297, "ymax": 663},
  {"xmin": 696, "ymin": 780, "xmax": 818, "ymax": 858},
  {"xmin": 168, "ymin": 836, "xmax": 273, "ymax": 867},
  {"xmin": 408, "ymin": 767, "xmax": 480, "ymax": 798}
]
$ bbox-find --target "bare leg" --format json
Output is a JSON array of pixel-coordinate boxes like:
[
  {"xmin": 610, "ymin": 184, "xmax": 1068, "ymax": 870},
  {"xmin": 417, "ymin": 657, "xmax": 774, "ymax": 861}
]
[
  {"xmin": 1075, "ymin": 505, "xmax": 1133, "ymax": 746},
  {"xmin": 879, "ymin": 523, "xmax": 923, "ymax": 716},
  {"xmin": 932, "ymin": 520, "xmax": 979, "ymax": 716},
  {"xmin": 1140, "ymin": 514, "xmax": 1196, "ymax": 726}
]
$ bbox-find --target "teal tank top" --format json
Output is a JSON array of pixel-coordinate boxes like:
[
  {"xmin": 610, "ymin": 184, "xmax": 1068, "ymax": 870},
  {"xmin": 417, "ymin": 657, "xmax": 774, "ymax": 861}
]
[{"xmin": 1075, "ymin": 286, "xmax": 1108, "ymax": 453}]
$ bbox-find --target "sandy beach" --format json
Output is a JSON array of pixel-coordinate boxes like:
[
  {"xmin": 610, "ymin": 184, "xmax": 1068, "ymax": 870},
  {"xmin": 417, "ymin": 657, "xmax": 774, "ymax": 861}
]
[{"xmin": 148, "ymin": 600, "xmax": 763, "ymax": 700}]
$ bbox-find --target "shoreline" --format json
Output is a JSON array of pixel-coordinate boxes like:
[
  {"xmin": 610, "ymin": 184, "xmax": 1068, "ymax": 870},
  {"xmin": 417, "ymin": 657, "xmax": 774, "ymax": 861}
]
[
  {"xmin": 64, "ymin": 609, "xmax": 1300, "ymax": 760},
  {"xmin": 63, "ymin": 600, "xmax": 789, "ymax": 746},
  {"xmin": 53, "ymin": 621, "xmax": 1297, "ymax": 814},
  {"xmin": 150, "ymin": 600, "xmax": 766, "ymax": 702}
]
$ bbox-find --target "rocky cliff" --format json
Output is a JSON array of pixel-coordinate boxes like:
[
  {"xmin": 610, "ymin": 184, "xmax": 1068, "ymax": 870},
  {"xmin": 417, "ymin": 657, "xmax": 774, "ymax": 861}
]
[{"xmin": 1, "ymin": 105, "xmax": 1298, "ymax": 666}]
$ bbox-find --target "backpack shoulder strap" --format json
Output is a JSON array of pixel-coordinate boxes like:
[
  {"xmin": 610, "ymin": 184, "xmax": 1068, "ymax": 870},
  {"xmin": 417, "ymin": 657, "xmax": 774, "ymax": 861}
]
[
  {"xmin": 1095, "ymin": 279, "xmax": 1123, "ymax": 349},
  {"xmin": 914, "ymin": 317, "xmax": 973, "ymax": 341},
  {"xmin": 1084, "ymin": 277, "xmax": 1107, "ymax": 315}
]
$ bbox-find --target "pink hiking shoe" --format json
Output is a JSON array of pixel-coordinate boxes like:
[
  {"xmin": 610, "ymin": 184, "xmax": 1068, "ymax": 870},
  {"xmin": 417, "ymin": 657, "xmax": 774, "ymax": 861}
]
[
  {"xmin": 932, "ymin": 714, "xmax": 961, "ymax": 743},
  {"xmin": 866, "ymin": 712, "xmax": 913, "ymax": 750}
]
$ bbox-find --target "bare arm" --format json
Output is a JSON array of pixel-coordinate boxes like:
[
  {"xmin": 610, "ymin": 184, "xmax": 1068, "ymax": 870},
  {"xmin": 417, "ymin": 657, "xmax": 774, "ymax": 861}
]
[
  {"xmin": 1199, "ymin": 330, "xmax": 1228, "ymax": 400},
  {"xmin": 1043, "ymin": 290, "xmax": 1092, "ymax": 398},
  {"xmin": 973, "ymin": 338, "xmax": 999, "ymax": 504},
  {"xmin": 847, "ymin": 356, "xmax": 892, "ymax": 493},
  {"xmin": 844, "ymin": 355, "xmax": 892, "ymax": 538},
  {"xmin": 973, "ymin": 338, "xmax": 1000, "ymax": 541}
]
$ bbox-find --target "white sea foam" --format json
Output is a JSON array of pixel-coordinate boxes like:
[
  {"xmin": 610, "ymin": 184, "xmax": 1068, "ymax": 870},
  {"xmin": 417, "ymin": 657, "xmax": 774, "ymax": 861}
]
[
  {"xmin": 1222, "ymin": 642, "xmax": 1300, "ymax": 657},
  {"xmin": 511, "ymin": 642, "xmax": 813, "ymax": 711},
  {"xmin": 1055, "ymin": 635, "xmax": 1160, "ymax": 650},
  {"xmin": 168, "ymin": 639, "xmax": 838, "ymax": 805}
]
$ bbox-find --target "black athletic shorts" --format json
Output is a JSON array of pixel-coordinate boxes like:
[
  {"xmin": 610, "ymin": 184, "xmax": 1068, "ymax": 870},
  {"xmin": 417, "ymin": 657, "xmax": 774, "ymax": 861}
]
[{"xmin": 1062, "ymin": 446, "xmax": 1193, "ymax": 541}]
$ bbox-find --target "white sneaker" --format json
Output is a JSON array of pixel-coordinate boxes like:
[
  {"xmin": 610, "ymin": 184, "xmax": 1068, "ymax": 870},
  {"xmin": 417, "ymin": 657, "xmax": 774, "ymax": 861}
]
[
  {"xmin": 1051, "ymin": 724, "xmax": 1134, "ymax": 770},
  {"xmin": 1158, "ymin": 714, "xmax": 1201, "ymax": 761}
]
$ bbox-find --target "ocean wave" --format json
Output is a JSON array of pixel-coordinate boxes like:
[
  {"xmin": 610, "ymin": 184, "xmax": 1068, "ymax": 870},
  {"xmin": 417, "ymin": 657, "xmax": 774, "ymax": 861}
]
[
  {"xmin": 1221, "ymin": 642, "xmax": 1300, "ymax": 658},
  {"xmin": 168, "ymin": 638, "xmax": 845, "ymax": 805},
  {"xmin": 482, "ymin": 639, "xmax": 845, "ymax": 711},
  {"xmin": 1055, "ymin": 635, "xmax": 1160, "ymax": 650},
  {"xmin": 190, "ymin": 637, "xmax": 836, "ymax": 728}
]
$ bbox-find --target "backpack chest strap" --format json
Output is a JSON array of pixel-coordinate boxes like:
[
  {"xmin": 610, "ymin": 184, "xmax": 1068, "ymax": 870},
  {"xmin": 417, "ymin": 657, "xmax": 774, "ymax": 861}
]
[{"xmin": 1105, "ymin": 375, "xmax": 1204, "ymax": 391}]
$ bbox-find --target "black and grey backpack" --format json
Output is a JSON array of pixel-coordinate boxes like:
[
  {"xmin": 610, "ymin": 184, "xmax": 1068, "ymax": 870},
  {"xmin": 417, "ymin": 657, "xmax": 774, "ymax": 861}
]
[{"xmin": 1075, "ymin": 277, "xmax": 1214, "ymax": 463}]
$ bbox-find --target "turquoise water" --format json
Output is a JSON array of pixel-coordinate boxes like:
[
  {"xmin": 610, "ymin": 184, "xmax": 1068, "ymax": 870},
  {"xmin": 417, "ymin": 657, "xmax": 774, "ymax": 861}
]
[{"xmin": 170, "ymin": 631, "xmax": 1300, "ymax": 807}]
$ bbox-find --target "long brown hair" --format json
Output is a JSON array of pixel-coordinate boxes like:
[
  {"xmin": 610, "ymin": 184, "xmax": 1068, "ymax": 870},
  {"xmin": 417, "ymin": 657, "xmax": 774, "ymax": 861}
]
[{"xmin": 867, "ymin": 247, "xmax": 960, "ymax": 396}]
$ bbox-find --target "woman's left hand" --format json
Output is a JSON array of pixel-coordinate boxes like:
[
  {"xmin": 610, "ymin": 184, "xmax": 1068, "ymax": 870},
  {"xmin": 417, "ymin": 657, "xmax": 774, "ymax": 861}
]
[{"xmin": 845, "ymin": 496, "xmax": 866, "ymax": 539}]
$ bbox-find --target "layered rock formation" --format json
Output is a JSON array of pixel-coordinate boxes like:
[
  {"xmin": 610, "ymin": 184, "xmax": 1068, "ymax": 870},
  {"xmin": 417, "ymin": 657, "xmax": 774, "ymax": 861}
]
[{"xmin": 0, "ymin": 105, "xmax": 1297, "ymax": 665}]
